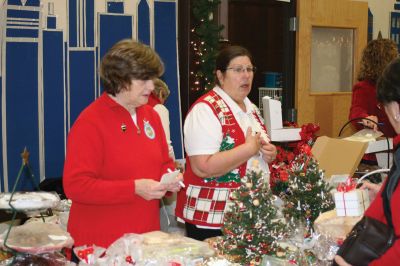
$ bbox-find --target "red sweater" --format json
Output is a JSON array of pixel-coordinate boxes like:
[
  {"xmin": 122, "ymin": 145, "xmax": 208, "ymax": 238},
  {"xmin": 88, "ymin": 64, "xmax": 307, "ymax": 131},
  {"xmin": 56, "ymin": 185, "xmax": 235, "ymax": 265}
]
[
  {"xmin": 349, "ymin": 80, "xmax": 398, "ymax": 140},
  {"xmin": 63, "ymin": 93, "xmax": 174, "ymax": 248}
]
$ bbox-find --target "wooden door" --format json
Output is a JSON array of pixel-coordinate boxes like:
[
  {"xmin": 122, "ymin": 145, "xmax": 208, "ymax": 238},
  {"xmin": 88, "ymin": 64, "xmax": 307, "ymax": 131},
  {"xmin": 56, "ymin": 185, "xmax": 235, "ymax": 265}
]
[{"xmin": 296, "ymin": 0, "xmax": 368, "ymax": 137}]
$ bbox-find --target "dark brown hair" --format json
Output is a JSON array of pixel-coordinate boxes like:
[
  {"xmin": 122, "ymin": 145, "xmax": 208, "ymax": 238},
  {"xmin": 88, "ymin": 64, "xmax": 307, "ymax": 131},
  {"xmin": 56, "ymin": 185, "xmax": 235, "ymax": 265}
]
[
  {"xmin": 100, "ymin": 39, "xmax": 164, "ymax": 95},
  {"xmin": 377, "ymin": 58, "xmax": 400, "ymax": 104},
  {"xmin": 357, "ymin": 38, "xmax": 398, "ymax": 83},
  {"xmin": 215, "ymin": 45, "xmax": 254, "ymax": 86}
]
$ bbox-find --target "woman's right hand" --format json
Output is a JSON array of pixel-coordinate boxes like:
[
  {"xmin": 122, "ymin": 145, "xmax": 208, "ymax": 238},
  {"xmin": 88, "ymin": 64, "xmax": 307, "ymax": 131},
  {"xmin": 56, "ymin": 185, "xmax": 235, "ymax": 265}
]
[
  {"xmin": 135, "ymin": 179, "xmax": 168, "ymax": 200},
  {"xmin": 245, "ymin": 127, "xmax": 261, "ymax": 156},
  {"xmin": 362, "ymin": 115, "xmax": 378, "ymax": 130}
]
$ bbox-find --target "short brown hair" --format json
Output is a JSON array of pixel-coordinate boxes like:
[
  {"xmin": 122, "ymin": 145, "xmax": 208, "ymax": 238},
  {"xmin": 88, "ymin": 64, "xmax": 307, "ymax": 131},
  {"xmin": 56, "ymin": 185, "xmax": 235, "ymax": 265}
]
[
  {"xmin": 357, "ymin": 38, "xmax": 398, "ymax": 83},
  {"xmin": 153, "ymin": 78, "xmax": 170, "ymax": 101},
  {"xmin": 100, "ymin": 39, "xmax": 164, "ymax": 95}
]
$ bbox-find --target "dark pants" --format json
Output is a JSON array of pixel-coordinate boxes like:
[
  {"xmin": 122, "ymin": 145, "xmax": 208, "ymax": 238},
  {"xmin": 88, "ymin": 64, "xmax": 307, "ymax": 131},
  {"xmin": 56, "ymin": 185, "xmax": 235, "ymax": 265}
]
[{"xmin": 185, "ymin": 222, "xmax": 222, "ymax": 241}]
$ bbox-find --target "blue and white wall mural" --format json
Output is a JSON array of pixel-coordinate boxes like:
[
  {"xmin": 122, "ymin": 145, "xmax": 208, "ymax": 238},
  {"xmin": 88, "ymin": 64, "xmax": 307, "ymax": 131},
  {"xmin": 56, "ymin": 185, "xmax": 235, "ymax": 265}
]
[
  {"xmin": 391, "ymin": 0, "xmax": 400, "ymax": 49},
  {"xmin": 0, "ymin": 0, "xmax": 182, "ymax": 192}
]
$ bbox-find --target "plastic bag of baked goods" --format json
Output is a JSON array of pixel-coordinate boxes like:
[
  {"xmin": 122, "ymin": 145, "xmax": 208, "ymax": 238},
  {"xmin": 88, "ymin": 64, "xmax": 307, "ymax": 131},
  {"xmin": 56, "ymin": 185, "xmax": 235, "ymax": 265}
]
[
  {"xmin": 105, "ymin": 233, "xmax": 143, "ymax": 264},
  {"xmin": 139, "ymin": 231, "xmax": 214, "ymax": 264},
  {"xmin": 0, "ymin": 221, "xmax": 73, "ymax": 254},
  {"xmin": 0, "ymin": 191, "xmax": 60, "ymax": 213},
  {"xmin": 91, "ymin": 231, "xmax": 214, "ymax": 265},
  {"xmin": 313, "ymin": 210, "xmax": 362, "ymax": 241},
  {"xmin": 0, "ymin": 252, "xmax": 74, "ymax": 266}
]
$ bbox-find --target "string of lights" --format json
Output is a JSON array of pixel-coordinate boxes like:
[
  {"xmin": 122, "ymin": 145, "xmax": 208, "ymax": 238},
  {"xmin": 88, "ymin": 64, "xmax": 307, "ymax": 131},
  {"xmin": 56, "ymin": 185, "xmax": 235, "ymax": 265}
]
[{"xmin": 190, "ymin": 0, "xmax": 223, "ymax": 92}]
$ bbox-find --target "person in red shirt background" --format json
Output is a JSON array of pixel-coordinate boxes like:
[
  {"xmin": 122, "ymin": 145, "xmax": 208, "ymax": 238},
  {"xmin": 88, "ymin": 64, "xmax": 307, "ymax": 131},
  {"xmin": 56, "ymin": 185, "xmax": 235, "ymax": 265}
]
[{"xmin": 349, "ymin": 36, "xmax": 399, "ymax": 165}]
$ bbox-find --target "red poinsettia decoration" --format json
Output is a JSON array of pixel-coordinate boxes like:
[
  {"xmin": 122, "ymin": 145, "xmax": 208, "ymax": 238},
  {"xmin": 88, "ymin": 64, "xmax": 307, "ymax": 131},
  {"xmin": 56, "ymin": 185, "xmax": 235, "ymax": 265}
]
[
  {"xmin": 269, "ymin": 123, "xmax": 320, "ymax": 194},
  {"xmin": 299, "ymin": 123, "xmax": 320, "ymax": 146}
]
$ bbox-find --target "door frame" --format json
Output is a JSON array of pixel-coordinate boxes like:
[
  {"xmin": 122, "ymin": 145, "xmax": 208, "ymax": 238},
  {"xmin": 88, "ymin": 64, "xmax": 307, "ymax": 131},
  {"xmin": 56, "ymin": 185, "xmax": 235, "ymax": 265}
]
[{"xmin": 295, "ymin": 0, "xmax": 368, "ymax": 137}]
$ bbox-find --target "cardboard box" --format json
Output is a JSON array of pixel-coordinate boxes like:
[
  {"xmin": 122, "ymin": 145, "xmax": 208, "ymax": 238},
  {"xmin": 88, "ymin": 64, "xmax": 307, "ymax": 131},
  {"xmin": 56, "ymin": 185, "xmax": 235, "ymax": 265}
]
[
  {"xmin": 262, "ymin": 96, "xmax": 301, "ymax": 142},
  {"xmin": 311, "ymin": 136, "xmax": 368, "ymax": 179},
  {"xmin": 333, "ymin": 189, "xmax": 370, "ymax": 216}
]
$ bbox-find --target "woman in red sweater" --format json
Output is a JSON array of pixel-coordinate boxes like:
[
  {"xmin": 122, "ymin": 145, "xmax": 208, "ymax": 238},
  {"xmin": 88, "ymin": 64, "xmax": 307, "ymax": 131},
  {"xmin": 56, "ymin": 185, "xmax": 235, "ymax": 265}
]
[
  {"xmin": 336, "ymin": 58, "xmax": 400, "ymax": 265},
  {"xmin": 349, "ymin": 37, "xmax": 398, "ymax": 163},
  {"xmin": 63, "ymin": 39, "xmax": 183, "ymax": 250}
]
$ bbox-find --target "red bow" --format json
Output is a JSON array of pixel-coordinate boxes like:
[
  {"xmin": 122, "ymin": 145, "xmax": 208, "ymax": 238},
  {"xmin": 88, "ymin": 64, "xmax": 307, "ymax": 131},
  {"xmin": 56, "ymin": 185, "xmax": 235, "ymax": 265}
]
[
  {"xmin": 337, "ymin": 177, "xmax": 357, "ymax": 192},
  {"xmin": 77, "ymin": 246, "xmax": 94, "ymax": 263}
]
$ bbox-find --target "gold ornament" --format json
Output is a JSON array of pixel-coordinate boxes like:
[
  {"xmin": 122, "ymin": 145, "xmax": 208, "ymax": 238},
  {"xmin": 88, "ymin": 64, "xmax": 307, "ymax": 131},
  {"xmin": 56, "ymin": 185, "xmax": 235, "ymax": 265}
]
[
  {"xmin": 253, "ymin": 199, "xmax": 260, "ymax": 206},
  {"xmin": 21, "ymin": 147, "xmax": 30, "ymax": 166}
]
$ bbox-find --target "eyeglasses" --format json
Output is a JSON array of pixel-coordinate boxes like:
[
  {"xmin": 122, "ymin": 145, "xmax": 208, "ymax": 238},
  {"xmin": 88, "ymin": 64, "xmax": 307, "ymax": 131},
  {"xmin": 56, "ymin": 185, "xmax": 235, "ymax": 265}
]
[{"xmin": 226, "ymin": 66, "xmax": 257, "ymax": 74}]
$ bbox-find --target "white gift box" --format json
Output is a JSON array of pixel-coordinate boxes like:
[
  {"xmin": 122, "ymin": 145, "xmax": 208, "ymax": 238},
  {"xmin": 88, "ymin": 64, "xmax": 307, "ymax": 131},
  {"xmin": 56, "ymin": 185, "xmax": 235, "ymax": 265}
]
[
  {"xmin": 334, "ymin": 189, "xmax": 370, "ymax": 217},
  {"xmin": 262, "ymin": 96, "xmax": 301, "ymax": 142}
]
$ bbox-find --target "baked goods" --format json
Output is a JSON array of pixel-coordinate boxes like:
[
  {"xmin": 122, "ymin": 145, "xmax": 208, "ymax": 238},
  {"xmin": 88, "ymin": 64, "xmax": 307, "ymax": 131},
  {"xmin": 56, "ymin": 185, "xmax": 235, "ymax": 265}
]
[
  {"xmin": 8, "ymin": 252, "xmax": 67, "ymax": 266},
  {"xmin": 0, "ymin": 221, "xmax": 73, "ymax": 253},
  {"xmin": 0, "ymin": 192, "xmax": 60, "ymax": 212},
  {"xmin": 314, "ymin": 210, "xmax": 362, "ymax": 240}
]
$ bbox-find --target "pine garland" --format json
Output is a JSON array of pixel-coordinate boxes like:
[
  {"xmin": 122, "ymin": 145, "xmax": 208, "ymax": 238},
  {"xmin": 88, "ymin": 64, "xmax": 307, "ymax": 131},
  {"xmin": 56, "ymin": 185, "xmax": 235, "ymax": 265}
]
[{"xmin": 191, "ymin": 0, "xmax": 224, "ymax": 91}]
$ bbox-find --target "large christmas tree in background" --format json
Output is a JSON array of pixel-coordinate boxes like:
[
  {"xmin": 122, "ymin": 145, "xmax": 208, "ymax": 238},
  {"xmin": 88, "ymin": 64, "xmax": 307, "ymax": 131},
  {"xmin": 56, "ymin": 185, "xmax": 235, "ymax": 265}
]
[
  {"xmin": 220, "ymin": 162, "xmax": 285, "ymax": 265},
  {"xmin": 190, "ymin": 0, "xmax": 223, "ymax": 92},
  {"xmin": 282, "ymin": 146, "xmax": 335, "ymax": 226}
]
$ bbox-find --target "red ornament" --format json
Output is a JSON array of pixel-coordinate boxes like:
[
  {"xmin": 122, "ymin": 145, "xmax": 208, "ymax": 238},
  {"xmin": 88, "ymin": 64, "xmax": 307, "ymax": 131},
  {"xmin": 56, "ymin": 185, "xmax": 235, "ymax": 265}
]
[
  {"xmin": 245, "ymin": 233, "xmax": 253, "ymax": 242},
  {"xmin": 279, "ymin": 170, "xmax": 289, "ymax": 182},
  {"xmin": 260, "ymin": 242, "xmax": 270, "ymax": 253},
  {"xmin": 125, "ymin": 255, "xmax": 135, "ymax": 264}
]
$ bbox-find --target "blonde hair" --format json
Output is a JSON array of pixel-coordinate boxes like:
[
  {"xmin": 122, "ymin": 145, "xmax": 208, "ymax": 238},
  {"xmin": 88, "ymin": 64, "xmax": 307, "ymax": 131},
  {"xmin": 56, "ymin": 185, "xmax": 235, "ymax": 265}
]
[{"xmin": 153, "ymin": 78, "xmax": 170, "ymax": 101}]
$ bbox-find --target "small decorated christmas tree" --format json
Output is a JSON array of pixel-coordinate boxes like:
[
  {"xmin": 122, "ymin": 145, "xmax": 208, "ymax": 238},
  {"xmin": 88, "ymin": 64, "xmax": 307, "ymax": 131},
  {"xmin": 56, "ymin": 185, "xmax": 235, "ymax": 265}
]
[
  {"xmin": 282, "ymin": 145, "xmax": 334, "ymax": 226},
  {"xmin": 270, "ymin": 123, "xmax": 320, "ymax": 196},
  {"xmin": 220, "ymin": 162, "xmax": 285, "ymax": 265}
]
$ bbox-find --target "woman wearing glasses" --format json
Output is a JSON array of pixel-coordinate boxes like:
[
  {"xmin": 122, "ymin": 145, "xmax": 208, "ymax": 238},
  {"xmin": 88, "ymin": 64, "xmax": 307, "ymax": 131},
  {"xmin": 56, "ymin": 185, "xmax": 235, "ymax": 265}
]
[
  {"xmin": 335, "ymin": 57, "xmax": 400, "ymax": 266},
  {"xmin": 175, "ymin": 45, "xmax": 277, "ymax": 240}
]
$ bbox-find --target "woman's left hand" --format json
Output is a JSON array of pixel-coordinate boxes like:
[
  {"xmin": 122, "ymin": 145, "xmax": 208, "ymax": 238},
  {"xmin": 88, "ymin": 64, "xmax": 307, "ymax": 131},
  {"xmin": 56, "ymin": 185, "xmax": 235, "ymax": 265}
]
[
  {"xmin": 334, "ymin": 255, "xmax": 352, "ymax": 266},
  {"xmin": 260, "ymin": 140, "xmax": 277, "ymax": 163}
]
